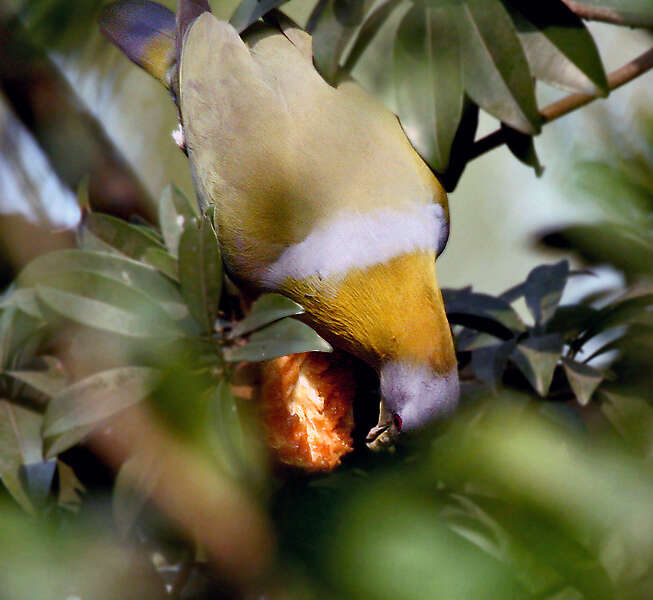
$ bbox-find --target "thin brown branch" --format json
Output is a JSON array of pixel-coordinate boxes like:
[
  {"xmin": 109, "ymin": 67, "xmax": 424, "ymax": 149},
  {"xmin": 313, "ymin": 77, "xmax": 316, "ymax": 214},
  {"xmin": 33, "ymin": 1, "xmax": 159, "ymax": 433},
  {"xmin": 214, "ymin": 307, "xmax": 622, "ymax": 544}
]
[
  {"xmin": 561, "ymin": 0, "xmax": 650, "ymax": 27},
  {"xmin": 468, "ymin": 46, "xmax": 653, "ymax": 162}
]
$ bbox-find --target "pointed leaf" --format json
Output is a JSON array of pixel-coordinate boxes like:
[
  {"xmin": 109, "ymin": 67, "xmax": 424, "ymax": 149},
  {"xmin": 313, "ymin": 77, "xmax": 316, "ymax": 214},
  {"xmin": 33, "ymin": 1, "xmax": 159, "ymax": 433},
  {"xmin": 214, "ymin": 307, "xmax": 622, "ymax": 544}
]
[
  {"xmin": 342, "ymin": 0, "xmax": 402, "ymax": 74},
  {"xmin": 76, "ymin": 175, "xmax": 91, "ymax": 212},
  {"xmin": 307, "ymin": 0, "xmax": 375, "ymax": 83},
  {"xmin": 524, "ymin": 260, "xmax": 570, "ymax": 326},
  {"xmin": 540, "ymin": 222, "xmax": 653, "ymax": 282},
  {"xmin": 44, "ymin": 425, "xmax": 95, "ymax": 460},
  {"xmin": 601, "ymin": 391, "xmax": 653, "ymax": 456},
  {"xmin": 0, "ymin": 308, "xmax": 42, "ymax": 370},
  {"xmin": 460, "ymin": 0, "xmax": 541, "ymax": 134},
  {"xmin": 229, "ymin": 293, "xmax": 304, "ymax": 339},
  {"xmin": 142, "ymin": 247, "xmax": 178, "ymax": 281},
  {"xmin": 0, "ymin": 400, "xmax": 43, "ymax": 513},
  {"xmin": 224, "ymin": 318, "xmax": 332, "ymax": 362},
  {"xmin": 57, "ymin": 460, "xmax": 85, "ymax": 512},
  {"xmin": 471, "ymin": 340, "xmax": 516, "ymax": 390},
  {"xmin": 546, "ymin": 304, "xmax": 598, "ymax": 340},
  {"xmin": 561, "ymin": 358, "xmax": 603, "ymax": 406},
  {"xmin": 77, "ymin": 227, "xmax": 121, "ymax": 253},
  {"xmin": 0, "ymin": 288, "xmax": 44, "ymax": 320},
  {"xmin": 17, "ymin": 249, "xmax": 187, "ymax": 320},
  {"xmin": 83, "ymin": 213, "xmax": 164, "ymax": 261},
  {"xmin": 578, "ymin": 293, "xmax": 653, "ymax": 346},
  {"xmin": 35, "ymin": 278, "xmax": 184, "ymax": 339},
  {"xmin": 506, "ymin": 0, "xmax": 608, "ymax": 95},
  {"xmin": 178, "ymin": 217, "xmax": 223, "ymax": 333},
  {"xmin": 443, "ymin": 287, "xmax": 526, "ymax": 336},
  {"xmin": 158, "ymin": 184, "xmax": 199, "ymax": 257},
  {"xmin": 230, "ymin": 0, "xmax": 290, "ymax": 33},
  {"xmin": 43, "ymin": 367, "xmax": 160, "ymax": 437},
  {"xmin": 511, "ymin": 334, "xmax": 563, "ymax": 396},
  {"xmin": 8, "ymin": 361, "xmax": 67, "ymax": 398},
  {"xmin": 394, "ymin": 4, "xmax": 463, "ymax": 173},
  {"xmin": 438, "ymin": 98, "xmax": 479, "ymax": 192},
  {"xmin": 501, "ymin": 125, "xmax": 544, "ymax": 176}
]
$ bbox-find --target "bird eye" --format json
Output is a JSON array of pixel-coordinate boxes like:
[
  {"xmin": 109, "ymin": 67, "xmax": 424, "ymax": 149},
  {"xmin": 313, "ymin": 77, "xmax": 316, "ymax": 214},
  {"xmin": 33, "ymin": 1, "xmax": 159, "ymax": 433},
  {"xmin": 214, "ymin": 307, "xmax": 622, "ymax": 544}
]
[{"xmin": 393, "ymin": 413, "xmax": 403, "ymax": 431}]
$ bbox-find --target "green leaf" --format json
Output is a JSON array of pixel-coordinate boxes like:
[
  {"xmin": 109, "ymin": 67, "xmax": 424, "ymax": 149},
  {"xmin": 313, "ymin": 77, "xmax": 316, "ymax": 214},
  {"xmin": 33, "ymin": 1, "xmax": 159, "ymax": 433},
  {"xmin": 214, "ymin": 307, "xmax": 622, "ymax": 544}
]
[
  {"xmin": 178, "ymin": 217, "xmax": 223, "ymax": 333},
  {"xmin": 43, "ymin": 367, "xmax": 160, "ymax": 438},
  {"xmin": 224, "ymin": 318, "xmax": 332, "ymax": 362},
  {"xmin": 0, "ymin": 400, "xmax": 43, "ymax": 513},
  {"xmin": 577, "ymin": 293, "xmax": 653, "ymax": 347},
  {"xmin": 44, "ymin": 425, "xmax": 95, "ymax": 460},
  {"xmin": 113, "ymin": 452, "xmax": 162, "ymax": 537},
  {"xmin": 8, "ymin": 359, "xmax": 67, "ymax": 398},
  {"xmin": 501, "ymin": 125, "xmax": 544, "ymax": 176},
  {"xmin": 77, "ymin": 227, "xmax": 121, "ymax": 254},
  {"xmin": 230, "ymin": 0, "xmax": 290, "ymax": 33},
  {"xmin": 394, "ymin": 4, "xmax": 463, "ymax": 173},
  {"xmin": 443, "ymin": 287, "xmax": 526, "ymax": 336},
  {"xmin": 523, "ymin": 260, "xmax": 569, "ymax": 327},
  {"xmin": 35, "ymin": 272, "xmax": 184, "ymax": 338},
  {"xmin": 142, "ymin": 247, "xmax": 178, "ymax": 281},
  {"xmin": 511, "ymin": 334, "xmax": 563, "ymax": 396},
  {"xmin": 561, "ymin": 358, "xmax": 603, "ymax": 406},
  {"xmin": 83, "ymin": 213, "xmax": 164, "ymax": 261},
  {"xmin": 0, "ymin": 308, "xmax": 42, "ymax": 371},
  {"xmin": 540, "ymin": 223, "xmax": 653, "ymax": 282},
  {"xmin": 546, "ymin": 304, "xmax": 598, "ymax": 341},
  {"xmin": 17, "ymin": 249, "xmax": 187, "ymax": 320},
  {"xmin": 438, "ymin": 98, "xmax": 479, "ymax": 191},
  {"xmin": 158, "ymin": 184, "xmax": 199, "ymax": 257},
  {"xmin": 229, "ymin": 293, "xmax": 304, "ymax": 339},
  {"xmin": 459, "ymin": 0, "xmax": 541, "ymax": 134},
  {"xmin": 307, "ymin": 0, "xmax": 375, "ymax": 83},
  {"xmin": 601, "ymin": 391, "xmax": 653, "ymax": 455},
  {"xmin": 57, "ymin": 459, "xmax": 85, "ymax": 512},
  {"xmin": 505, "ymin": 0, "xmax": 608, "ymax": 95},
  {"xmin": 211, "ymin": 380, "xmax": 265, "ymax": 485},
  {"xmin": 471, "ymin": 340, "xmax": 516, "ymax": 390},
  {"xmin": 342, "ymin": 0, "xmax": 401, "ymax": 74},
  {"xmin": 0, "ymin": 288, "xmax": 44, "ymax": 320},
  {"xmin": 76, "ymin": 174, "xmax": 91, "ymax": 212},
  {"xmin": 573, "ymin": 0, "xmax": 653, "ymax": 27}
]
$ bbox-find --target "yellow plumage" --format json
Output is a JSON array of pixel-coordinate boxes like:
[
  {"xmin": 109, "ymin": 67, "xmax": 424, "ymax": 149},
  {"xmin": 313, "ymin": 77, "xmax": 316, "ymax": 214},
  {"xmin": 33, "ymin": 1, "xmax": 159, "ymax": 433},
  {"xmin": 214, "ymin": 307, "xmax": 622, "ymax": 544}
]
[{"xmin": 101, "ymin": 1, "xmax": 459, "ymax": 447}]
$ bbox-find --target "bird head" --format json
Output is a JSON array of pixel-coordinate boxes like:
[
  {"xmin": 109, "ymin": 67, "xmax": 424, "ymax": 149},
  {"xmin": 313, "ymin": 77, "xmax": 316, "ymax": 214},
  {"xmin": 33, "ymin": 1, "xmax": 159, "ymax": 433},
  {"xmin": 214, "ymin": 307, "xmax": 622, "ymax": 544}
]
[{"xmin": 366, "ymin": 360, "xmax": 459, "ymax": 451}]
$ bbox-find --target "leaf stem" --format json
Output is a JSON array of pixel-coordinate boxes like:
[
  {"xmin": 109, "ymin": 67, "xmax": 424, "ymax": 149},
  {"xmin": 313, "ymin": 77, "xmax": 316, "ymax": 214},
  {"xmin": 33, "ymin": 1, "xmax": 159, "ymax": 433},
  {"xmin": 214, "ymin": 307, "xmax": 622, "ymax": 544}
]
[
  {"xmin": 468, "ymin": 46, "xmax": 653, "ymax": 162},
  {"xmin": 561, "ymin": 1, "xmax": 649, "ymax": 27}
]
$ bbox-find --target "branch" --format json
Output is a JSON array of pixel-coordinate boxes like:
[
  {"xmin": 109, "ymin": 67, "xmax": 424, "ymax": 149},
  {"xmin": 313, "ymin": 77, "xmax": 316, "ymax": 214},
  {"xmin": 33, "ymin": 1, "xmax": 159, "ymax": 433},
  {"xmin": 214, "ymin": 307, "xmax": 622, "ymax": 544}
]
[
  {"xmin": 468, "ymin": 46, "xmax": 653, "ymax": 162},
  {"xmin": 561, "ymin": 0, "xmax": 648, "ymax": 27}
]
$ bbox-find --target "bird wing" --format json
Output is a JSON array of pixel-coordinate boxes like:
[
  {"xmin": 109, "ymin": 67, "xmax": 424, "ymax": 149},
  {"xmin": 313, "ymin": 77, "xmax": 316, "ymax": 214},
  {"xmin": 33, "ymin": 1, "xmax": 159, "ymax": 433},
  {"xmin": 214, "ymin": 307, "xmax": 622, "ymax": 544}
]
[{"xmin": 179, "ymin": 12, "xmax": 449, "ymax": 284}]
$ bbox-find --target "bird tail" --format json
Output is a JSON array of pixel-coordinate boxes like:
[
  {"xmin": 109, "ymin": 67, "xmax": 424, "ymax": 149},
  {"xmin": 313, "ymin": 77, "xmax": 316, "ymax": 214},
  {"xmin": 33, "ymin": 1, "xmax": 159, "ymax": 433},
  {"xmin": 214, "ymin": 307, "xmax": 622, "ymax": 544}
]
[{"xmin": 99, "ymin": 0, "xmax": 210, "ymax": 90}]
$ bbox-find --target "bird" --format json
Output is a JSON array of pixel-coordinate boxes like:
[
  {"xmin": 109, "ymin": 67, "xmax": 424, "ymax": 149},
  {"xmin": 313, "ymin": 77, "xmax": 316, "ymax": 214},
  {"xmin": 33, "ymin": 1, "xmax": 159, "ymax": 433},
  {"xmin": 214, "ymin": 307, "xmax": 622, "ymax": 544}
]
[{"xmin": 100, "ymin": 0, "xmax": 459, "ymax": 450}]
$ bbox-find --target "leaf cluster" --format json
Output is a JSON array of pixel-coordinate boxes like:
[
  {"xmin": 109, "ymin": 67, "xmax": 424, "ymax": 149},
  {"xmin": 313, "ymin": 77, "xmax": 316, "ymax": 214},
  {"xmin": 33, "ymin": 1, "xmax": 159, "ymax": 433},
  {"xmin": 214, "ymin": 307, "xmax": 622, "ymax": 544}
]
[
  {"xmin": 0, "ymin": 184, "xmax": 330, "ymax": 517},
  {"xmin": 242, "ymin": 0, "xmax": 652, "ymax": 188}
]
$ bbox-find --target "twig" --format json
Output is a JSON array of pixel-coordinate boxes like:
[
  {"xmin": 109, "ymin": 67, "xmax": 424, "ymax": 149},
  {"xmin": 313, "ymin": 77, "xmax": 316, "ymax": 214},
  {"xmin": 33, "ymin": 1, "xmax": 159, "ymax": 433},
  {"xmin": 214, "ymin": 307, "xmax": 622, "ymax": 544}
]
[
  {"xmin": 561, "ymin": 0, "xmax": 649, "ymax": 27},
  {"xmin": 468, "ymin": 46, "xmax": 653, "ymax": 162}
]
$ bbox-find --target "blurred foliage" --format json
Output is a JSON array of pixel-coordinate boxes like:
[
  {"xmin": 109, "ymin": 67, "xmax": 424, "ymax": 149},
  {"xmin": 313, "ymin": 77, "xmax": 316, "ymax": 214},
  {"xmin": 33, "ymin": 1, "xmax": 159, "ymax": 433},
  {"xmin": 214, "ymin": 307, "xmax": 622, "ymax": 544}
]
[
  {"xmin": 1, "ymin": 140, "xmax": 652, "ymax": 596},
  {"xmin": 1, "ymin": 1, "xmax": 653, "ymax": 600}
]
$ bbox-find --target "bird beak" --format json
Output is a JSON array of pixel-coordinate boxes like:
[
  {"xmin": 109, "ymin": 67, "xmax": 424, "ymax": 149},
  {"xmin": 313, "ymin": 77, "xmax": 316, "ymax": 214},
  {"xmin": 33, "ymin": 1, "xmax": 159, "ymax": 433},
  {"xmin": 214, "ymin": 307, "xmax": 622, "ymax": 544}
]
[{"xmin": 366, "ymin": 400, "xmax": 399, "ymax": 452}]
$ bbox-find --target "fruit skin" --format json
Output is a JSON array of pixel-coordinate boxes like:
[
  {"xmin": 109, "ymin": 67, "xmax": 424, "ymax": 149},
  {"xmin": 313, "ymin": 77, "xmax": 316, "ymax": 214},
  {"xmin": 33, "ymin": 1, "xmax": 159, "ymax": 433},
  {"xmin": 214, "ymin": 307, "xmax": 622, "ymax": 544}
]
[
  {"xmin": 100, "ymin": 1, "xmax": 459, "ymax": 447},
  {"xmin": 260, "ymin": 352, "xmax": 355, "ymax": 472}
]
